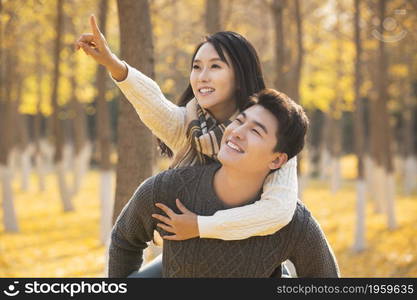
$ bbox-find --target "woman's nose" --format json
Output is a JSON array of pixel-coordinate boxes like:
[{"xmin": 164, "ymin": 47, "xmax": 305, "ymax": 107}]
[{"xmin": 198, "ymin": 68, "xmax": 210, "ymax": 82}]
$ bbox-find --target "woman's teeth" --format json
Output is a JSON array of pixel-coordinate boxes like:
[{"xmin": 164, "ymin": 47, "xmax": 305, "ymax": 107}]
[{"xmin": 199, "ymin": 88, "xmax": 215, "ymax": 95}]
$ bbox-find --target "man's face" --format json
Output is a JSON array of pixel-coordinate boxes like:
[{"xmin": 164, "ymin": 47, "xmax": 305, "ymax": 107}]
[{"xmin": 217, "ymin": 104, "xmax": 286, "ymax": 174}]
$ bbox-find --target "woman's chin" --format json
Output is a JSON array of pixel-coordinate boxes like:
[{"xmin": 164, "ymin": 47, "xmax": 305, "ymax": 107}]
[{"xmin": 196, "ymin": 98, "xmax": 216, "ymax": 110}]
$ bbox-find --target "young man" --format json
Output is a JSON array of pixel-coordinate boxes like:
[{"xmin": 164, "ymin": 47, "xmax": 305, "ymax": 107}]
[{"xmin": 108, "ymin": 89, "xmax": 339, "ymax": 278}]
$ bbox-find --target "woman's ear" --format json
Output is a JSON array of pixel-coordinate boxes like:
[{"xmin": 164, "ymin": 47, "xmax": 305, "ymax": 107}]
[{"xmin": 268, "ymin": 153, "xmax": 288, "ymax": 171}]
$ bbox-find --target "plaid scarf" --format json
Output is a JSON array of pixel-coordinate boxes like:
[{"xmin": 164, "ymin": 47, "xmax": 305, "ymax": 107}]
[{"xmin": 170, "ymin": 98, "xmax": 240, "ymax": 168}]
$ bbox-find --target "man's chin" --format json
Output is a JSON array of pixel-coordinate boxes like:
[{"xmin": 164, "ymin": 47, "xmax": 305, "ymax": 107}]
[
  {"xmin": 218, "ymin": 156, "xmax": 244, "ymax": 170},
  {"xmin": 218, "ymin": 153, "xmax": 235, "ymax": 165}
]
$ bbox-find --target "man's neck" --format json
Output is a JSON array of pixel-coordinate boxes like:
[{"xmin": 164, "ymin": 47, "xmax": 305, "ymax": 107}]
[{"xmin": 213, "ymin": 165, "xmax": 267, "ymax": 207}]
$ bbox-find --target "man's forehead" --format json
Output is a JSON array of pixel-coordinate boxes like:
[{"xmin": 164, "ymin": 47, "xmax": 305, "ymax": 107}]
[{"xmin": 241, "ymin": 105, "xmax": 278, "ymax": 132}]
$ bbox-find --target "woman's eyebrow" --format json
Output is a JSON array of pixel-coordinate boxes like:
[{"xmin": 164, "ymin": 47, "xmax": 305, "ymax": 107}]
[{"xmin": 193, "ymin": 58, "xmax": 223, "ymax": 63}]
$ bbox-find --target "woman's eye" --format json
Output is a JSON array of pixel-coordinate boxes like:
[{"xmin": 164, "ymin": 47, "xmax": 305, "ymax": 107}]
[
  {"xmin": 192, "ymin": 65, "xmax": 200, "ymax": 69},
  {"xmin": 235, "ymin": 118, "xmax": 242, "ymax": 124},
  {"xmin": 212, "ymin": 64, "xmax": 221, "ymax": 68}
]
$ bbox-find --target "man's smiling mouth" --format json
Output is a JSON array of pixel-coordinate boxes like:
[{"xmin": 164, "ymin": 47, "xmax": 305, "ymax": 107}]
[{"xmin": 226, "ymin": 140, "xmax": 244, "ymax": 153}]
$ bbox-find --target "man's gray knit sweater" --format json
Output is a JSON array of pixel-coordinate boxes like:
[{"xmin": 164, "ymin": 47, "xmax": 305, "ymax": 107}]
[{"xmin": 108, "ymin": 163, "xmax": 340, "ymax": 278}]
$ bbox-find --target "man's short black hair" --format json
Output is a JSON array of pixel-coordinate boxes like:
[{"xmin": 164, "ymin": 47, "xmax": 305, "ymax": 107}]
[{"xmin": 245, "ymin": 89, "xmax": 309, "ymax": 160}]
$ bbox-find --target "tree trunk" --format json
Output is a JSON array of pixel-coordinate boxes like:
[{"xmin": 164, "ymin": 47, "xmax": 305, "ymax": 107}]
[
  {"xmin": 95, "ymin": 0, "xmax": 114, "ymax": 245},
  {"xmin": 329, "ymin": 114, "xmax": 341, "ymax": 194},
  {"xmin": 69, "ymin": 45, "xmax": 89, "ymax": 196},
  {"xmin": 319, "ymin": 113, "xmax": 331, "ymax": 181},
  {"xmin": 403, "ymin": 70, "xmax": 416, "ymax": 195},
  {"xmin": 0, "ymin": 5, "xmax": 19, "ymax": 232},
  {"xmin": 113, "ymin": 0, "xmax": 155, "ymax": 224},
  {"xmin": 352, "ymin": 0, "xmax": 366, "ymax": 252},
  {"xmin": 64, "ymin": 1, "xmax": 90, "ymax": 197},
  {"xmin": 291, "ymin": 0, "xmax": 303, "ymax": 104},
  {"xmin": 377, "ymin": 0, "xmax": 396, "ymax": 229},
  {"xmin": 51, "ymin": 0, "xmax": 74, "ymax": 211},
  {"xmin": 13, "ymin": 69, "xmax": 33, "ymax": 192},
  {"xmin": 366, "ymin": 44, "xmax": 382, "ymax": 210},
  {"xmin": 329, "ymin": 8, "xmax": 343, "ymax": 194},
  {"xmin": 0, "ymin": 104, "xmax": 19, "ymax": 232},
  {"xmin": 293, "ymin": 0, "xmax": 304, "ymax": 194},
  {"xmin": 369, "ymin": 91, "xmax": 384, "ymax": 212},
  {"xmin": 272, "ymin": 0, "xmax": 286, "ymax": 92},
  {"xmin": 17, "ymin": 114, "xmax": 33, "ymax": 193},
  {"xmin": 71, "ymin": 83, "xmax": 91, "ymax": 197},
  {"xmin": 34, "ymin": 33, "xmax": 46, "ymax": 191},
  {"xmin": 205, "ymin": 0, "xmax": 221, "ymax": 34}
]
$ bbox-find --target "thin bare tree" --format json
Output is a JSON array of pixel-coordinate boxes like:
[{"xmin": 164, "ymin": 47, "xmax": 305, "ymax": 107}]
[
  {"xmin": 271, "ymin": 0, "xmax": 286, "ymax": 92},
  {"xmin": 51, "ymin": 0, "xmax": 74, "ymax": 211},
  {"xmin": 34, "ymin": 33, "xmax": 46, "ymax": 192},
  {"xmin": 376, "ymin": 0, "xmax": 396, "ymax": 229},
  {"xmin": 95, "ymin": 0, "xmax": 113, "ymax": 244},
  {"xmin": 353, "ymin": 0, "xmax": 366, "ymax": 252},
  {"xmin": 0, "ymin": 3, "xmax": 19, "ymax": 232},
  {"xmin": 67, "ymin": 4, "xmax": 91, "ymax": 197}
]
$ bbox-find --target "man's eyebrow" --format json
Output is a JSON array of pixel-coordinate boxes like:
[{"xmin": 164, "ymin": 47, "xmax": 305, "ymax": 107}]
[
  {"xmin": 240, "ymin": 112, "xmax": 268, "ymax": 134},
  {"xmin": 193, "ymin": 58, "xmax": 223, "ymax": 63},
  {"xmin": 253, "ymin": 120, "xmax": 268, "ymax": 134}
]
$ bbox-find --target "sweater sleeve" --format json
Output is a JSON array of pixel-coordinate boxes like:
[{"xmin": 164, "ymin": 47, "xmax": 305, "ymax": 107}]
[
  {"xmin": 197, "ymin": 156, "xmax": 298, "ymax": 240},
  {"xmin": 110, "ymin": 62, "xmax": 187, "ymax": 153},
  {"xmin": 289, "ymin": 212, "xmax": 340, "ymax": 278},
  {"xmin": 108, "ymin": 177, "xmax": 156, "ymax": 278}
]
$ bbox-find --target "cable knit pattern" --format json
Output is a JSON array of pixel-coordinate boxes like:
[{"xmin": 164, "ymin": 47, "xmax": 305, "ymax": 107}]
[
  {"xmin": 112, "ymin": 62, "xmax": 187, "ymax": 153},
  {"xmin": 111, "ymin": 63, "xmax": 299, "ymax": 240},
  {"xmin": 108, "ymin": 163, "xmax": 340, "ymax": 278}
]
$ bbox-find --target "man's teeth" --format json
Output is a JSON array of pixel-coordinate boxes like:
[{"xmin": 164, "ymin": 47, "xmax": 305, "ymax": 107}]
[
  {"xmin": 227, "ymin": 141, "xmax": 243, "ymax": 153},
  {"xmin": 199, "ymin": 88, "xmax": 215, "ymax": 94}
]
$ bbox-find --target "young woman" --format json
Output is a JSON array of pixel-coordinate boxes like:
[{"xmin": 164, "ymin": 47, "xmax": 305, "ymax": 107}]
[{"xmin": 76, "ymin": 15, "xmax": 298, "ymax": 276}]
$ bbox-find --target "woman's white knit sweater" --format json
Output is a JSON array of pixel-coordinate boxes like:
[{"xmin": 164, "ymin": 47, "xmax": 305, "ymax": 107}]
[{"xmin": 110, "ymin": 62, "xmax": 299, "ymax": 240}]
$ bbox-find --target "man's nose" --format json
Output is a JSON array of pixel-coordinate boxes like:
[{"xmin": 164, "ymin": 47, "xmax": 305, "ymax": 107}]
[{"xmin": 231, "ymin": 125, "xmax": 246, "ymax": 140}]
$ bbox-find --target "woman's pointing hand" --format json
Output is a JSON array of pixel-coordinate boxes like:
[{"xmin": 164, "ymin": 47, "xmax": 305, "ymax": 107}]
[
  {"xmin": 75, "ymin": 15, "xmax": 114, "ymax": 67},
  {"xmin": 75, "ymin": 14, "xmax": 127, "ymax": 81}
]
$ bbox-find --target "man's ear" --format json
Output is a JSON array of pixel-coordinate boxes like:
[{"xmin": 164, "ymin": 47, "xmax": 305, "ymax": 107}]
[{"xmin": 269, "ymin": 153, "xmax": 288, "ymax": 171}]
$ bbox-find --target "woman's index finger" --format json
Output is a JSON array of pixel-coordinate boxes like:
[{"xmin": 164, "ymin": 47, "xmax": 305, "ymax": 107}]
[{"xmin": 89, "ymin": 14, "xmax": 101, "ymax": 37}]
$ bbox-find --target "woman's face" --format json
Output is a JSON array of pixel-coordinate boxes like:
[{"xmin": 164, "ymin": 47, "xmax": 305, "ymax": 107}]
[{"xmin": 190, "ymin": 42, "xmax": 237, "ymax": 122}]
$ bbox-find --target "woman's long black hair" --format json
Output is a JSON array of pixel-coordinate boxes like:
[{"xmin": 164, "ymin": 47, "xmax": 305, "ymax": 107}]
[{"xmin": 159, "ymin": 31, "xmax": 266, "ymax": 158}]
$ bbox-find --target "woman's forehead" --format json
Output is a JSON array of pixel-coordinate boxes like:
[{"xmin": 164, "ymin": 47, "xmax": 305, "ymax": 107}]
[{"xmin": 194, "ymin": 42, "xmax": 230, "ymax": 63}]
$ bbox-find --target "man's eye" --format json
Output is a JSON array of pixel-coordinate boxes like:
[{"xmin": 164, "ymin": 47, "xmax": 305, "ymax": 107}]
[{"xmin": 252, "ymin": 128, "xmax": 261, "ymax": 136}]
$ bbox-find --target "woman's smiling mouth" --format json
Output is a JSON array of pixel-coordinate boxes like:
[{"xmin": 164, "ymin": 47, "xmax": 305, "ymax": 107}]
[{"xmin": 198, "ymin": 87, "xmax": 215, "ymax": 96}]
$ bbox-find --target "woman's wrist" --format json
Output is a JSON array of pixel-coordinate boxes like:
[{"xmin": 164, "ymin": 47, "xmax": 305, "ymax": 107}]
[{"xmin": 107, "ymin": 54, "xmax": 128, "ymax": 82}]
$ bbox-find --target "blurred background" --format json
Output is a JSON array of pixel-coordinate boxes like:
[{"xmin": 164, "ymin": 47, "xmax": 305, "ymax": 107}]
[{"xmin": 0, "ymin": 0, "xmax": 416, "ymax": 277}]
